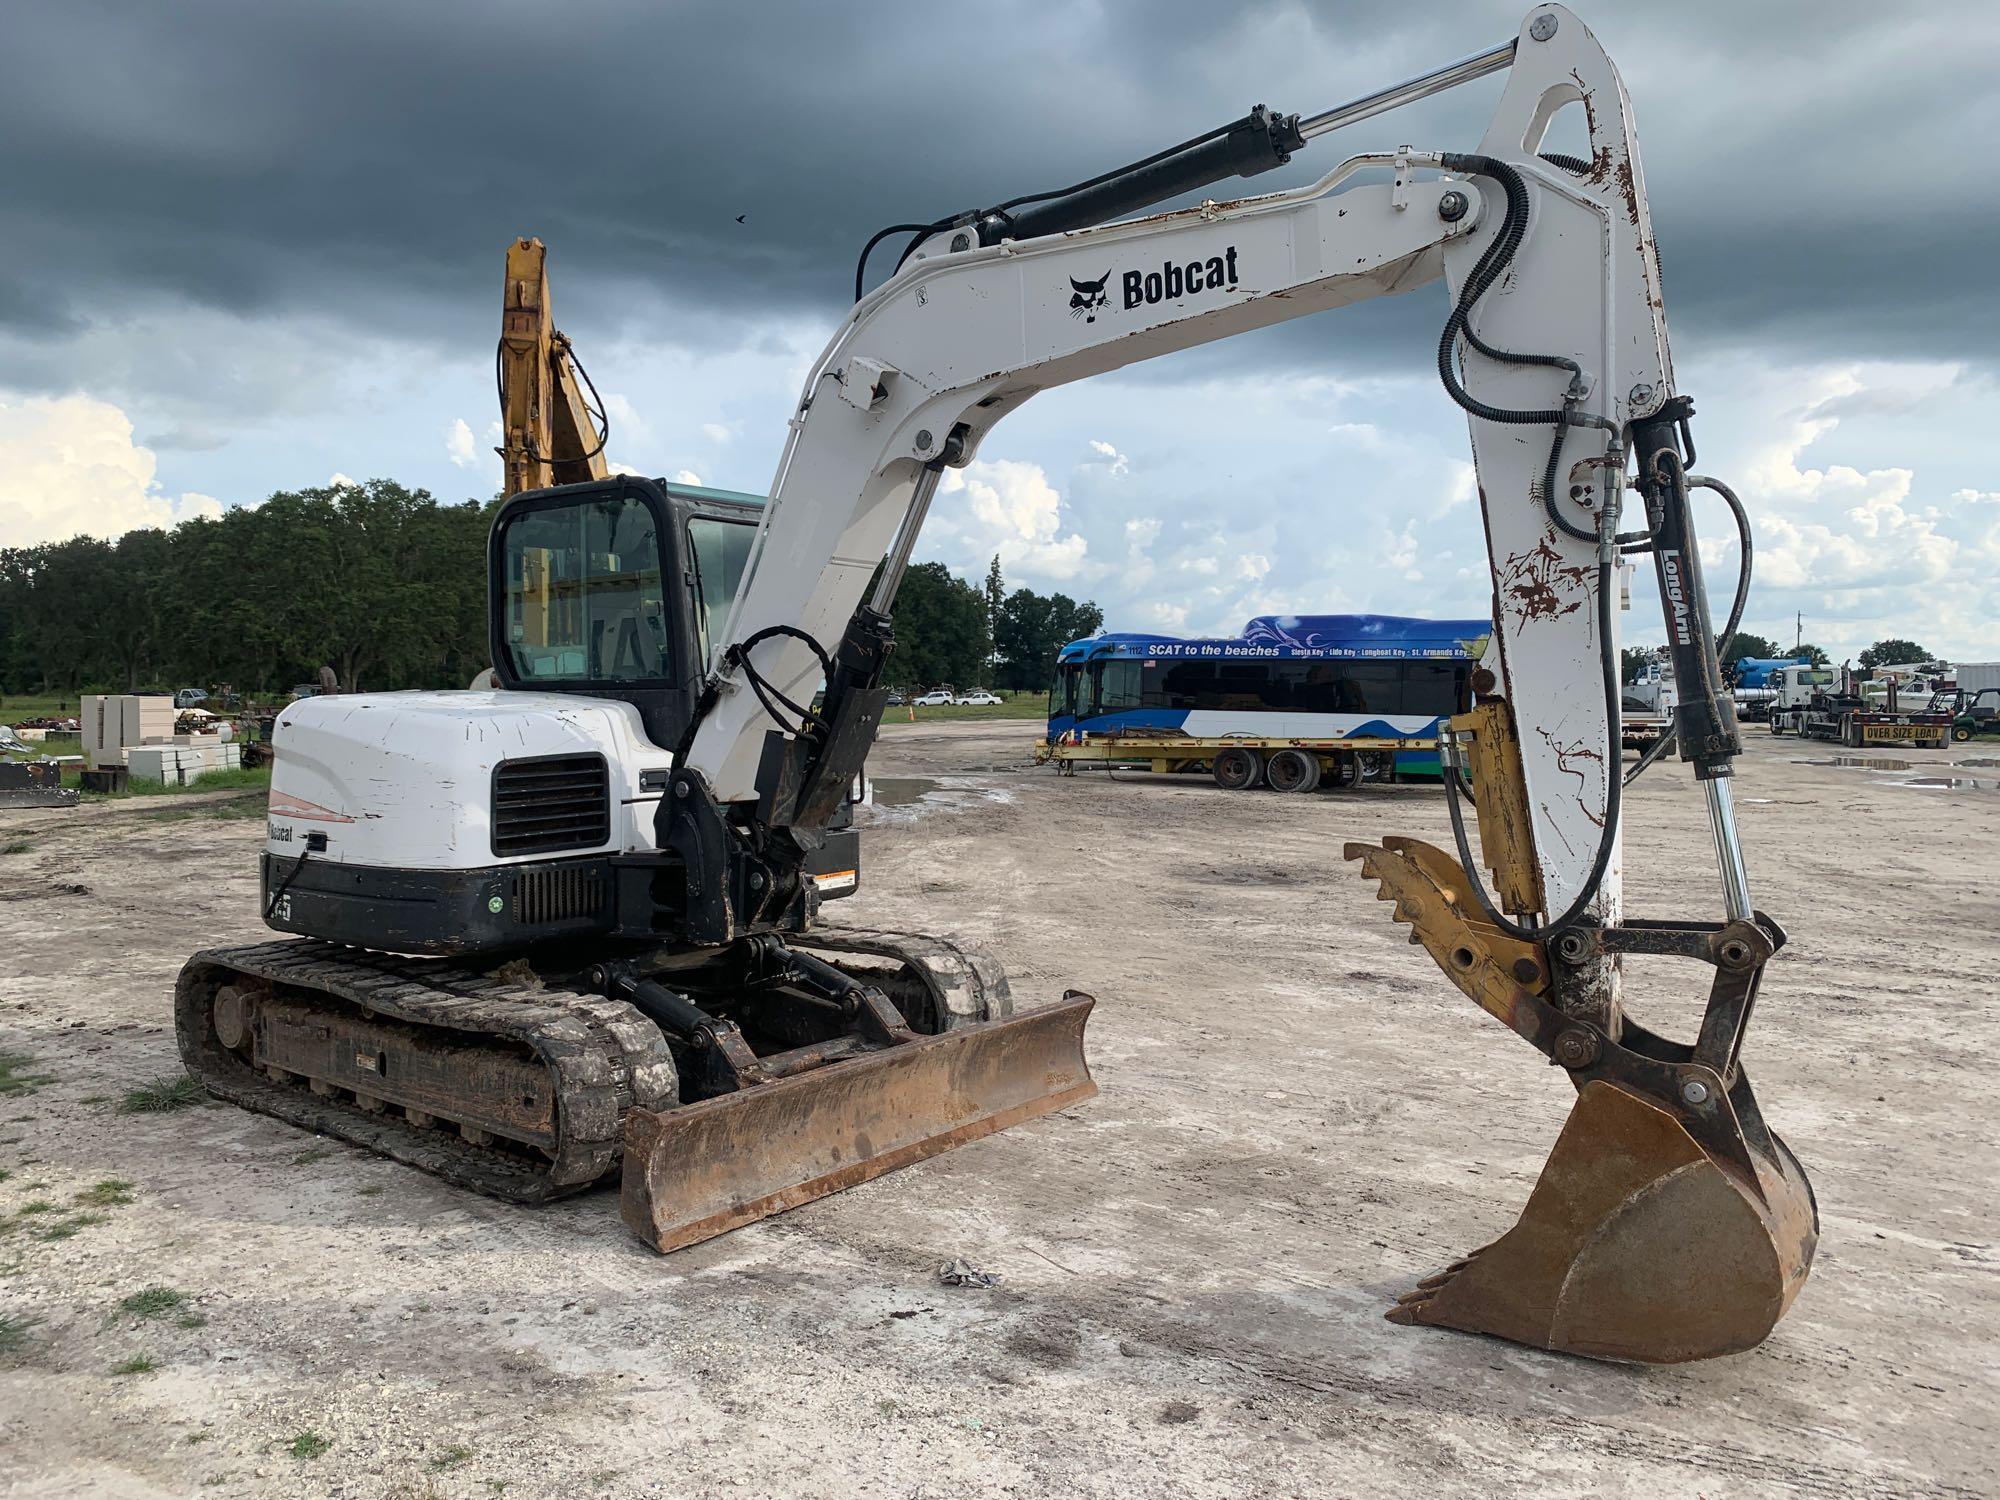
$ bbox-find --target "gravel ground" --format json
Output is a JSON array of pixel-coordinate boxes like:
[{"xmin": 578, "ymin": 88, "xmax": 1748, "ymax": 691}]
[{"xmin": 0, "ymin": 723, "xmax": 1993, "ymax": 1498}]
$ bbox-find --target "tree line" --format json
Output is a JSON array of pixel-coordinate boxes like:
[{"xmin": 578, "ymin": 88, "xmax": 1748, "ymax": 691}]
[{"xmin": 0, "ymin": 480, "xmax": 1102, "ymax": 701}]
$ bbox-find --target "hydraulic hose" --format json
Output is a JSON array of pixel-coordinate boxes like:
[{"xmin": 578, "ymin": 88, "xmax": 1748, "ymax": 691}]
[{"xmin": 1429, "ymin": 152, "xmax": 1627, "ymax": 940}]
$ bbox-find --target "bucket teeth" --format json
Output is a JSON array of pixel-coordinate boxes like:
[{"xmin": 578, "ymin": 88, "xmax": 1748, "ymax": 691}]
[
  {"xmin": 1385, "ymin": 1080, "xmax": 1818, "ymax": 1364},
  {"xmin": 1345, "ymin": 838, "xmax": 1817, "ymax": 1363}
]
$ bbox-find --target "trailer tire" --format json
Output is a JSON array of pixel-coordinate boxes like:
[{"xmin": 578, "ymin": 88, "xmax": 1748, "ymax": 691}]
[
  {"xmin": 1265, "ymin": 748, "xmax": 1321, "ymax": 794},
  {"xmin": 1212, "ymin": 747, "xmax": 1263, "ymax": 791},
  {"xmin": 1327, "ymin": 754, "xmax": 1361, "ymax": 790}
]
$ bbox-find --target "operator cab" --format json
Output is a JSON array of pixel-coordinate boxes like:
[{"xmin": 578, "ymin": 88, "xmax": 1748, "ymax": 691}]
[
  {"xmin": 491, "ymin": 475, "xmax": 763, "ymax": 753},
  {"xmin": 489, "ymin": 473, "xmax": 863, "ymax": 908}
]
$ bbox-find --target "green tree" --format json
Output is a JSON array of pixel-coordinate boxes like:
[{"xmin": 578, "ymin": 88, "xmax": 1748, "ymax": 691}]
[
  {"xmin": 1722, "ymin": 632, "xmax": 1779, "ymax": 664},
  {"xmin": 995, "ymin": 589, "xmax": 1103, "ymax": 693},
  {"xmin": 103, "ymin": 529, "xmax": 174, "ymax": 689},
  {"xmin": 1858, "ymin": 638, "xmax": 1932, "ymax": 670},
  {"xmin": 20, "ymin": 537, "xmax": 122, "ymax": 694},
  {"xmin": 889, "ymin": 562, "xmax": 990, "ymax": 689},
  {"xmin": 1620, "ymin": 647, "xmax": 1652, "ymax": 685},
  {"xmin": 982, "ymin": 556, "xmax": 1004, "ymax": 675},
  {"xmin": 0, "ymin": 477, "xmax": 495, "ymax": 699},
  {"xmin": 1794, "ymin": 642, "xmax": 1830, "ymax": 667}
]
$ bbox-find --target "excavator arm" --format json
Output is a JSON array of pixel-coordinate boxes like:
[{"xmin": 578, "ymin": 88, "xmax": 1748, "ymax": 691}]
[
  {"xmin": 662, "ymin": 5, "xmax": 1814, "ymax": 1362},
  {"xmin": 499, "ymin": 236, "xmax": 610, "ymax": 495}
]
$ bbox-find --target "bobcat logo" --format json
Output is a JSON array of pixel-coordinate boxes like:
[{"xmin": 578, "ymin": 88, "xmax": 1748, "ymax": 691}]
[{"xmin": 1069, "ymin": 271, "xmax": 1111, "ymax": 322}]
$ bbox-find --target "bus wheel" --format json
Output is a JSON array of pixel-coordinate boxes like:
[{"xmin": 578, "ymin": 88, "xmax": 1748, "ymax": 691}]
[
  {"xmin": 1212, "ymin": 747, "xmax": 1263, "ymax": 791},
  {"xmin": 1266, "ymin": 748, "xmax": 1321, "ymax": 794}
]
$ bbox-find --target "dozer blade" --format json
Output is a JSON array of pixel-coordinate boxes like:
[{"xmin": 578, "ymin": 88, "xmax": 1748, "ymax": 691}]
[
  {"xmin": 1388, "ymin": 1077, "xmax": 1818, "ymax": 1364},
  {"xmin": 621, "ymin": 992, "xmax": 1096, "ymax": 1252}
]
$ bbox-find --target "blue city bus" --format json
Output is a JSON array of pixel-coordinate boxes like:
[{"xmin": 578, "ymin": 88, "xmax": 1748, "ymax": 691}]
[{"xmin": 1047, "ymin": 614, "xmax": 1491, "ymax": 778}]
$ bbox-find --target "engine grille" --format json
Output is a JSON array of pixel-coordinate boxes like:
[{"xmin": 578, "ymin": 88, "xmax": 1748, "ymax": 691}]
[
  {"xmin": 513, "ymin": 863, "xmax": 609, "ymax": 926},
  {"xmin": 491, "ymin": 754, "xmax": 610, "ymax": 857}
]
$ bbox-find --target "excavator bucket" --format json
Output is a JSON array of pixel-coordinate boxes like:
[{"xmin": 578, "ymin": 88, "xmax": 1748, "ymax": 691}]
[
  {"xmin": 621, "ymin": 993, "xmax": 1096, "ymax": 1252},
  {"xmin": 1388, "ymin": 1076, "xmax": 1818, "ymax": 1363},
  {"xmin": 1347, "ymin": 836, "xmax": 1818, "ymax": 1363}
]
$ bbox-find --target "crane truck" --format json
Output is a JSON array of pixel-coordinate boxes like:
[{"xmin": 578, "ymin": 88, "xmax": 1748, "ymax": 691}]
[{"xmin": 176, "ymin": 7, "xmax": 1815, "ymax": 1365}]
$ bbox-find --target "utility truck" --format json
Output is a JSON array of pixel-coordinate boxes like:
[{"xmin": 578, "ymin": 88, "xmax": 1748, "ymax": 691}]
[{"xmin": 1770, "ymin": 665, "xmax": 1949, "ymax": 747}]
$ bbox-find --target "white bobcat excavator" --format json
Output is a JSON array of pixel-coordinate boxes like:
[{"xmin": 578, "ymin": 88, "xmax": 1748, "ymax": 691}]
[{"xmin": 178, "ymin": 6, "xmax": 1815, "ymax": 1364}]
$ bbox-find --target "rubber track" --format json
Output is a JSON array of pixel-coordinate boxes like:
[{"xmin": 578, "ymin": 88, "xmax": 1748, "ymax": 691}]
[
  {"xmin": 798, "ymin": 926, "xmax": 1014, "ymax": 1029},
  {"xmin": 176, "ymin": 939, "xmax": 677, "ymax": 1203}
]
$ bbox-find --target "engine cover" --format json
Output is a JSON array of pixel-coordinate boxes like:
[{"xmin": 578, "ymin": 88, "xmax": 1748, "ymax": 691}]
[
  {"xmin": 257, "ymin": 691, "xmax": 861, "ymax": 956},
  {"xmin": 265, "ymin": 690, "xmax": 671, "ymax": 872}
]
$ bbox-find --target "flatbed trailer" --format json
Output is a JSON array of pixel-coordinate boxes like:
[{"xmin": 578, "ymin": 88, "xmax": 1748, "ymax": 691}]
[
  {"xmin": 1771, "ymin": 702, "xmax": 1949, "ymax": 748},
  {"xmin": 1036, "ymin": 731, "xmax": 1439, "ymax": 792}
]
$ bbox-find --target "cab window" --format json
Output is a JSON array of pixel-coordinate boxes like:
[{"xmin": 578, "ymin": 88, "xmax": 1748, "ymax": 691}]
[
  {"xmin": 499, "ymin": 495, "xmax": 669, "ymax": 683},
  {"xmin": 687, "ymin": 515, "xmax": 758, "ymax": 670}
]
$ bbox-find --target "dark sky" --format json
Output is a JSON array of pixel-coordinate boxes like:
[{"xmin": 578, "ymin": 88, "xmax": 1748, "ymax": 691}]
[
  {"xmin": 4, "ymin": 0, "xmax": 1995, "ymax": 377},
  {"xmin": 3, "ymin": 1, "xmax": 1997, "ymax": 659}
]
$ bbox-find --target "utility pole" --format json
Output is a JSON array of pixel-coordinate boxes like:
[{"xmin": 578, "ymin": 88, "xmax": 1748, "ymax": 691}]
[{"xmin": 1793, "ymin": 612, "xmax": 1802, "ymax": 652}]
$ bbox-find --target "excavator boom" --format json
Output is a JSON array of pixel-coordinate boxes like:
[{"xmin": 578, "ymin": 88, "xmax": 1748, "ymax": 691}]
[
  {"xmin": 499, "ymin": 237, "xmax": 610, "ymax": 495},
  {"xmin": 637, "ymin": 3, "xmax": 1815, "ymax": 1361},
  {"xmin": 179, "ymin": 7, "xmax": 1814, "ymax": 1366}
]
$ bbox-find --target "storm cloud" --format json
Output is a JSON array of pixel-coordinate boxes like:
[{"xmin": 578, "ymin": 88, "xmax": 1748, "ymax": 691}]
[
  {"xmin": 3, "ymin": 0, "xmax": 1995, "ymax": 373},
  {"xmin": 3, "ymin": 1, "xmax": 1997, "ymax": 662}
]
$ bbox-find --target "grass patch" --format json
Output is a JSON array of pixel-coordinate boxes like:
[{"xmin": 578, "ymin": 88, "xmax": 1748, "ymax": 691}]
[
  {"xmin": 185, "ymin": 1431, "xmax": 211, "ymax": 1445},
  {"xmin": 36, "ymin": 1211, "xmax": 108, "ymax": 1241},
  {"xmin": 119, "ymin": 1076, "xmax": 204, "ymax": 1113},
  {"xmin": 117, "ymin": 1286, "xmax": 187, "ymax": 1319},
  {"xmin": 287, "ymin": 1431, "xmax": 331, "ymax": 1460},
  {"xmin": 65, "ymin": 764, "xmax": 271, "ymax": 803},
  {"xmin": 111, "ymin": 1354, "xmax": 158, "ymax": 1376},
  {"xmin": 177, "ymin": 1311, "xmax": 208, "ymax": 1329},
  {"xmin": 430, "ymin": 1446, "xmax": 474, "ymax": 1472},
  {"xmin": 0, "ymin": 1311, "xmax": 37, "ymax": 1354},
  {"xmin": 17, "ymin": 1199, "xmax": 56, "ymax": 1216},
  {"xmin": 0, "ymin": 1052, "xmax": 57, "ymax": 1099},
  {"xmin": 76, "ymin": 1178, "xmax": 135, "ymax": 1207},
  {"xmin": 2, "ymin": 841, "xmax": 33, "ymax": 855},
  {"xmin": 290, "ymin": 1147, "xmax": 334, "ymax": 1166},
  {"xmin": 881, "ymin": 696, "xmax": 1047, "ymax": 724},
  {"xmin": 356, "ymin": 1185, "xmax": 384, "ymax": 1197}
]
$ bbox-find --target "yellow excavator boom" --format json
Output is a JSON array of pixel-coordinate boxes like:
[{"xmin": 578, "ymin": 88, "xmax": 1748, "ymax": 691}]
[{"xmin": 499, "ymin": 237, "xmax": 610, "ymax": 496}]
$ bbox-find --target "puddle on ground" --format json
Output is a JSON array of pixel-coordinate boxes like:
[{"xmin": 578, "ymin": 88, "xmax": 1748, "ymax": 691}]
[
  {"xmin": 872, "ymin": 777, "xmax": 940, "ymax": 807},
  {"xmin": 862, "ymin": 775, "xmax": 1020, "ymax": 821},
  {"xmin": 1792, "ymin": 756, "xmax": 1998, "ymax": 791}
]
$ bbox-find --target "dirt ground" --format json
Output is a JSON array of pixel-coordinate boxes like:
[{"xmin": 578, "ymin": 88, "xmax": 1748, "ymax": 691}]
[{"xmin": 0, "ymin": 723, "xmax": 1994, "ymax": 1498}]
